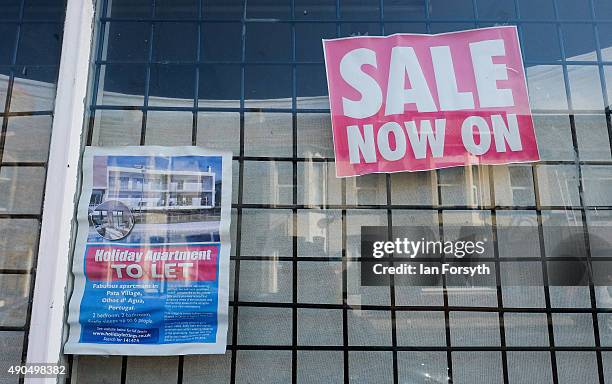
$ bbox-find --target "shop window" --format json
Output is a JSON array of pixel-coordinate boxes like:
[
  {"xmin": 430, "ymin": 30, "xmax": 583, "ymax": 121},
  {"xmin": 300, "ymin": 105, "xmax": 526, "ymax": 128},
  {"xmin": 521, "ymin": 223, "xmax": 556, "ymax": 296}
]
[{"xmin": 72, "ymin": 0, "xmax": 612, "ymax": 382}]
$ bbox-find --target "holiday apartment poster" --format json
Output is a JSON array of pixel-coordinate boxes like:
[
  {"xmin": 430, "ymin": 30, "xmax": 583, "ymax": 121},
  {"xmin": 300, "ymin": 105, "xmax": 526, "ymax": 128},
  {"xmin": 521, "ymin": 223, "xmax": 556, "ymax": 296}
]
[{"xmin": 65, "ymin": 146, "xmax": 232, "ymax": 355}]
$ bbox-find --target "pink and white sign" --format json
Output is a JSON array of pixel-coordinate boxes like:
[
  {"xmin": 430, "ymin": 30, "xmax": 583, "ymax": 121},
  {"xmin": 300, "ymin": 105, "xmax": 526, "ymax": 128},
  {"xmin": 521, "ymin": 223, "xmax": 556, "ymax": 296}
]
[{"xmin": 322, "ymin": 26, "xmax": 539, "ymax": 177}]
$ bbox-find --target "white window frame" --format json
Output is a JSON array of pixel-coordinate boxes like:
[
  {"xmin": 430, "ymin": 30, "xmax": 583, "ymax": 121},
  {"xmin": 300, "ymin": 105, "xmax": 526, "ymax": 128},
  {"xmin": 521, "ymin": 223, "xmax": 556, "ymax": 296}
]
[{"xmin": 25, "ymin": 0, "xmax": 95, "ymax": 382}]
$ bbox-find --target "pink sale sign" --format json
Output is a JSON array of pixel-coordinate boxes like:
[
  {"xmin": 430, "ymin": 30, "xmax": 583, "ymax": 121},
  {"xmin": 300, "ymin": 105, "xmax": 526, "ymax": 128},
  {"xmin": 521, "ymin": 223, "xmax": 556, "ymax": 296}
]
[{"xmin": 322, "ymin": 26, "xmax": 539, "ymax": 177}]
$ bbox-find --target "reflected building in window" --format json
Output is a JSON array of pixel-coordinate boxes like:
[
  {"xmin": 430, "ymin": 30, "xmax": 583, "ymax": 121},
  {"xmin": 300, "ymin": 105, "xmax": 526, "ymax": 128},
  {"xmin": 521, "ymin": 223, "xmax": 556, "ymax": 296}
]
[{"xmin": 91, "ymin": 165, "xmax": 215, "ymax": 211}]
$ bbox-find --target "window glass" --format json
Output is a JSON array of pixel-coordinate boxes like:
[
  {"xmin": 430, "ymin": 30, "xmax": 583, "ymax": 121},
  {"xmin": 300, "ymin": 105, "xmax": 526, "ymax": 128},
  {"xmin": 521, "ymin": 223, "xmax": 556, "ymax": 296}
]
[
  {"xmin": 244, "ymin": 113, "xmax": 292, "ymax": 157},
  {"xmin": 295, "ymin": 0, "xmax": 336, "ymax": 19},
  {"xmin": 3, "ymin": 116, "xmax": 52, "ymax": 162},
  {"xmin": 522, "ymin": 24, "xmax": 561, "ymax": 62},
  {"xmin": 0, "ymin": 25, "xmax": 17, "ymax": 64},
  {"xmin": 383, "ymin": 0, "xmax": 425, "ymax": 20},
  {"xmin": 105, "ymin": 22, "xmax": 150, "ymax": 62},
  {"xmin": 476, "ymin": 0, "xmax": 516, "ymax": 20},
  {"xmin": 340, "ymin": 0, "xmax": 380, "ymax": 20},
  {"xmin": 76, "ymin": 0, "xmax": 612, "ymax": 381}
]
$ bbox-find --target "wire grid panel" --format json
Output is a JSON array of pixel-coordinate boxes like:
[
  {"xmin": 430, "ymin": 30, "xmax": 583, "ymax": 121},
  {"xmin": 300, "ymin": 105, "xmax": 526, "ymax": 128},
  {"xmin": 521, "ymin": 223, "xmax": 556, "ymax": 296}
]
[{"xmin": 75, "ymin": 0, "xmax": 612, "ymax": 383}]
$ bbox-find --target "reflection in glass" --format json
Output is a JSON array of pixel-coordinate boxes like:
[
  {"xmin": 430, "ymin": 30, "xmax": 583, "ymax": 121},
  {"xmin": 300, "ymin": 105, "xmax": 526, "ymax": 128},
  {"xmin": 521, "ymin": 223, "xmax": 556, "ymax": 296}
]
[
  {"xmin": 296, "ymin": 210, "xmax": 342, "ymax": 257},
  {"xmin": 0, "ymin": 219, "xmax": 39, "ymax": 271},
  {"xmin": 244, "ymin": 113, "xmax": 292, "ymax": 157},
  {"xmin": 3, "ymin": 116, "xmax": 52, "ymax": 163},
  {"xmin": 297, "ymin": 114, "xmax": 334, "ymax": 158},
  {"xmin": 199, "ymin": 64, "xmax": 241, "ymax": 108},
  {"xmin": 105, "ymin": 22, "xmax": 150, "ymax": 62},
  {"xmin": 0, "ymin": 274, "xmax": 30, "ymax": 327},
  {"xmin": 526, "ymin": 65, "xmax": 568, "ymax": 110},
  {"xmin": 0, "ymin": 167, "xmax": 45, "ymax": 214},
  {"xmin": 148, "ymin": 64, "xmax": 195, "ymax": 106},
  {"xmin": 90, "ymin": 200, "xmax": 135, "ymax": 241},
  {"xmin": 297, "ymin": 161, "xmax": 342, "ymax": 206},
  {"xmin": 92, "ymin": 110, "xmax": 142, "ymax": 146},
  {"xmin": 244, "ymin": 65, "xmax": 292, "ymax": 108},
  {"xmin": 574, "ymin": 115, "xmax": 611, "ymax": 160},
  {"xmin": 536, "ymin": 165, "xmax": 580, "ymax": 207},
  {"xmin": 145, "ymin": 111, "xmax": 192, "ymax": 145},
  {"xmin": 242, "ymin": 161, "xmax": 293, "ymax": 205},
  {"xmin": 568, "ymin": 66, "xmax": 604, "ymax": 110},
  {"xmin": 439, "ymin": 166, "xmax": 490, "ymax": 207}
]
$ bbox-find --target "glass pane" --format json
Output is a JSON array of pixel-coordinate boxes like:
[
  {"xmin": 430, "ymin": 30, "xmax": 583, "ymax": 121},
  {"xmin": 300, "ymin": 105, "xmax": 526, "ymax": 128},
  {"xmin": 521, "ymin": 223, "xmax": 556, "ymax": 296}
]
[
  {"xmin": 390, "ymin": 171, "xmax": 438, "ymax": 206},
  {"xmin": 3, "ymin": 115, "xmax": 52, "ymax": 162},
  {"xmin": 348, "ymin": 351, "xmax": 393, "ymax": 384},
  {"xmin": 297, "ymin": 351, "xmax": 343, "ymax": 383},
  {"xmin": 552, "ymin": 313, "xmax": 595, "ymax": 346},
  {"xmin": 297, "ymin": 114, "xmax": 334, "ymax": 158},
  {"xmin": 0, "ymin": 167, "xmax": 45, "ymax": 214},
  {"xmin": 196, "ymin": 112, "xmax": 240, "ymax": 153},
  {"xmin": 345, "ymin": 174, "xmax": 387, "ymax": 206},
  {"xmin": 429, "ymin": 0, "xmax": 474, "ymax": 19},
  {"xmin": 527, "ymin": 65, "xmax": 568, "ymax": 110},
  {"xmin": 238, "ymin": 260, "xmax": 292, "ymax": 303},
  {"xmin": 296, "ymin": 210, "xmax": 342, "ymax": 257},
  {"xmin": 0, "ymin": 332, "xmax": 24, "ymax": 383},
  {"xmin": 297, "ymin": 309, "xmax": 343, "ymax": 345},
  {"xmin": 153, "ymin": 22, "xmax": 198, "ymax": 61},
  {"xmin": 105, "ymin": 22, "xmax": 150, "ymax": 62},
  {"xmin": 522, "ymin": 24, "xmax": 561, "ymax": 62},
  {"xmin": 202, "ymin": 23, "xmax": 242, "ymax": 61},
  {"xmin": 582, "ymin": 165, "xmax": 612, "ymax": 206},
  {"xmin": 16, "ymin": 23, "xmax": 62, "ymax": 65},
  {"xmin": 295, "ymin": 0, "xmax": 336, "ymax": 19},
  {"xmin": 240, "ymin": 209, "xmax": 293, "ymax": 256},
  {"xmin": 0, "ymin": 274, "xmax": 31, "ymax": 326},
  {"xmin": 148, "ymin": 64, "xmax": 196, "ymax": 106},
  {"xmin": 397, "ymin": 351, "xmax": 448, "ymax": 384},
  {"xmin": 244, "ymin": 113, "xmax": 292, "ymax": 157},
  {"xmin": 182, "ymin": 353, "xmax": 231, "ymax": 384},
  {"xmin": 396, "ymin": 311, "xmax": 446, "ymax": 346},
  {"xmin": 11, "ymin": 68, "xmax": 58, "ymax": 112},
  {"xmin": 92, "ymin": 110, "xmax": 143, "ymax": 146},
  {"xmin": 244, "ymin": 65, "xmax": 292, "ymax": 108},
  {"xmin": 125, "ymin": 357, "xmax": 178, "ymax": 384},
  {"xmin": 438, "ymin": 166, "xmax": 491, "ymax": 207},
  {"xmin": 155, "ymin": 0, "xmax": 198, "ymax": 18},
  {"xmin": 246, "ymin": 23, "xmax": 291, "ymax": 61},
  {"xmin": 198, "ymin": 64, "xmax": 241, "ymax": 108},
  {"xmin": 237, "ymin": 306, "xmax": 292, "ymax": 344},
  {"xmin": 507, "ymin": 352, "xmax": 554, "ymax": 384},
  {"xmin": 0, "ymin": 219, "xmax": 39, "ymax": 271},
  {"xmin": 575, "ymin": 114, "xmax": 611, "ymax": 160},
  {"xmin": 568, "ymin": 66, "xmax": 604, "ymax": 110},
  {"xmin": 504, "ymin": 313, "xmax": 550, "ymax": 346},
  {"xmin": 98, "ymin": 64, "xmax": 146, "ymax": 106},
  {"xmin": 242, "ymin": 161, "xmax": 293, "ymax": 205},
  {"xmin": 74, "ymin": 356, "xmax": 123, "ymax": 384},
  {"xmin": 449, "ymin": 312, "xmax": 501, "ymax": 346},
  {"xmin": 297, "ymin": 261, "xmax": 343, "ymax": 303},
  {"xmin": 492, "ymin": 165, "xmax": 535, "ymax": 206},
  {"xmin": 452, "ymin": 352, "xmax": 503, "ymax": 384},
  {"xmin": 556, "ymin": 352, "xmax": 600, "ymax": 384},
  {"xmin": 235, "ymin": 351, "xmax": 292, "ymax": 384},
  {"xmin": 536, "ymin": 165, "xmax": 580, "ymax": 206},
  {"xmin": 144, "ymin": 111, "xmax": 192, "ymax": 145},
  {"xmin": 0, "ymin": 24, "xmax": 17, "ymax": 64},
  {"xmin": 532, "ymin": 115, "xmax": 574, "ymax": 161}
]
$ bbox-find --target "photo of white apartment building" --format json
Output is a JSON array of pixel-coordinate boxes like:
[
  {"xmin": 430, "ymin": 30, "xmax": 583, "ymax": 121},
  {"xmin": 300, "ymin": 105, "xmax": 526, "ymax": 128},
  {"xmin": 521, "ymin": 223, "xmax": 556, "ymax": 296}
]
[{"xmin": 91, "ymin": 165, "xmax": 216, "ymax": 211}]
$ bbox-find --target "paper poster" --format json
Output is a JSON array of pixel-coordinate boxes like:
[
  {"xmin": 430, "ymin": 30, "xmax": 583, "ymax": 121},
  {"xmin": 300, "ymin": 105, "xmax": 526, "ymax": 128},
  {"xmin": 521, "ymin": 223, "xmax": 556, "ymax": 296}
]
[
  {"xmin": 65, "ymin": 146, "xmax": 232, "ymax": 355},
  {"xmin": 322, "ymin": 26, "xmax": 539, "ymax": 177}
]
